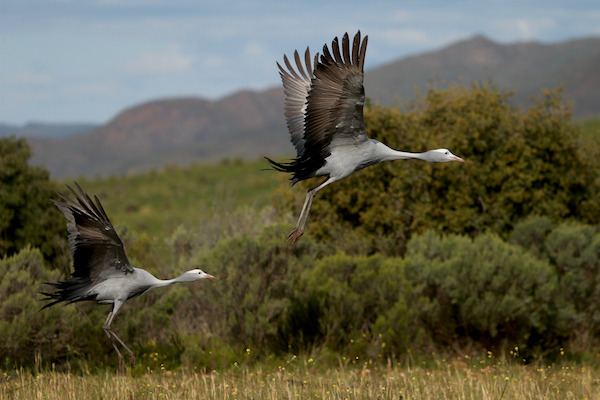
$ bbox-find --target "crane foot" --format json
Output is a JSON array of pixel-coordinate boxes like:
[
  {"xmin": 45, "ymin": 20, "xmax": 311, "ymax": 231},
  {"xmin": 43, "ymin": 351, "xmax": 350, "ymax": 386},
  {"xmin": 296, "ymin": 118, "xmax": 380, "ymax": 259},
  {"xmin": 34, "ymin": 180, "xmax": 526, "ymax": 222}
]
[{"xmin": 286, "ymin": 227, "xmax": 304, "ymax": 245}]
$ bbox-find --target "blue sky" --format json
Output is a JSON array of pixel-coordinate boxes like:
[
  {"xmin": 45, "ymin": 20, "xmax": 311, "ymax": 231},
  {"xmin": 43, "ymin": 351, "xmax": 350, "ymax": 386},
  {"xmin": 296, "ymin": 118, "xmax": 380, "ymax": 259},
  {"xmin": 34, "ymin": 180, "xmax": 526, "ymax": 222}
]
[{"xmin": 1, "ymin": 0, "xmax": 599, "ymax": 125}]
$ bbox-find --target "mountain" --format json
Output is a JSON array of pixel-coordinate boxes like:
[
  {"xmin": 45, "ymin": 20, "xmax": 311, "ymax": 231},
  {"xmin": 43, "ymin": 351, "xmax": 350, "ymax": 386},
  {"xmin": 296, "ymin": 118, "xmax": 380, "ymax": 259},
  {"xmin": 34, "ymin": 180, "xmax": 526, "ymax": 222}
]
[
  {"xmin": 0, "ymin": 123, "xmax": 98, "ymax": 139},
  {"xmin": 25, "ymin": 35, "xmax": 600, "ymax": 178},
  {"xmin": 365, "ymin": 35, "xmax": 600, "ymax": 116},
  {"xmin": 28, "ymin": 89, "xmax": 287, "ymax": 178}
]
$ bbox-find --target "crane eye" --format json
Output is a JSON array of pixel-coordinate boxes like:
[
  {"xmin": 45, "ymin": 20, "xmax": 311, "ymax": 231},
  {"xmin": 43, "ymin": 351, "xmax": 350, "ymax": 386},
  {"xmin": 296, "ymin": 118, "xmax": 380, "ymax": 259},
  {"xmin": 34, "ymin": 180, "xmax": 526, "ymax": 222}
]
[{"xmin": 445, "ymin": 151, "xmax": 448, "ymax": 155}]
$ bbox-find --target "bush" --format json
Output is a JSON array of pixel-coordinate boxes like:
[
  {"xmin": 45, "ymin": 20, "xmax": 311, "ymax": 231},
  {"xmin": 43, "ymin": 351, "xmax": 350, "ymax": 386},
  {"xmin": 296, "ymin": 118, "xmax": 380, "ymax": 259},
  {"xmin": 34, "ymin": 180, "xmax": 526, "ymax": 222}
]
[
  {"xmin": 0, "ymin": 137, "xmax": 66, "ymax": 268},
  {"xmin": 274, "ymin": 85, "xmax": 600, "ymax": 255},
  {"xmin": 0, "ymin": 246, "xmax": 106, "ymax": 370},
  {"xmin": 287, "ymin": 253, "xmax": 418, "ymax": 359},
  {"xmin": 512, "ymin": 217, "xmax": 600, "ymax": 352},
  {"xmin": 404, "ymin": 231, "xmax": 558, "ymax": 354}
]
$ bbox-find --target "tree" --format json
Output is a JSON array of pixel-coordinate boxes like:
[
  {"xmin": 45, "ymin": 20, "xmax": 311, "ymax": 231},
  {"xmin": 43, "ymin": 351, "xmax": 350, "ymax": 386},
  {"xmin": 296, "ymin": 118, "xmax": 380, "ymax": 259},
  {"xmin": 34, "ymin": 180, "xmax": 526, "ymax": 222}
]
[
  {"xmin": 274, "ymin": 84, "xmax": 600, "ymax": 255},
  {"xmin": 0, "ymin": 137, "xmax": 65, "ymax": 267}
]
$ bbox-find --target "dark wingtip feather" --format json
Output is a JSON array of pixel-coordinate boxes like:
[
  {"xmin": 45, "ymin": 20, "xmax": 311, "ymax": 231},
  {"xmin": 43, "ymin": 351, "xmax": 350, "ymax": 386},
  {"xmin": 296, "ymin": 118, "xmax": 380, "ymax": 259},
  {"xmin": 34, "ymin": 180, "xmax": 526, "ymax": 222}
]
[
  {"xmin": 359, "ymin": 35, "xmax": 368, "ymax": 72},
  {"xmin": 304, "ymin": 47, "xmax": 312, "ymax": 76}
]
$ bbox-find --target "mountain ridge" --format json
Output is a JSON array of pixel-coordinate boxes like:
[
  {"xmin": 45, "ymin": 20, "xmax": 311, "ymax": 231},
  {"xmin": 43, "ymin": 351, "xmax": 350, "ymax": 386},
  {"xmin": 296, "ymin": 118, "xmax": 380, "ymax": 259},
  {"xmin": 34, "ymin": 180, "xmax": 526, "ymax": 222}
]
[{"xmin": 24, "ymin": 34, "xmax": 600, "ymax": 178}]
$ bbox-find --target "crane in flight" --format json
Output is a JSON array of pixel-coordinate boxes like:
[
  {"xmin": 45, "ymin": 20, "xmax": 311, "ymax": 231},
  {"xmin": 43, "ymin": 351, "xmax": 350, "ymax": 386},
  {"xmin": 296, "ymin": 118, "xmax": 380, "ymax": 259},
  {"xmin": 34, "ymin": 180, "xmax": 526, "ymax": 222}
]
[
  {"xmin": 41, "ymin": 182, "xmax": 215, "ymax": 371},
  {"xmin": 267, "ymin": 31, "xmax": 464, "ymax": 244}
]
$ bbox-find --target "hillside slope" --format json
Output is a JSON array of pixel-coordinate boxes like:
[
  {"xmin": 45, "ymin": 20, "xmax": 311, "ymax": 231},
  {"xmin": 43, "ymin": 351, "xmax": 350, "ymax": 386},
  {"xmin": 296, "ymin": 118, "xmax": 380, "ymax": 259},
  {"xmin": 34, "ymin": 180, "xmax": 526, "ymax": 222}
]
[{"xmin": 27, "ymin": 35, "xmax": 600, "ymax": 178}]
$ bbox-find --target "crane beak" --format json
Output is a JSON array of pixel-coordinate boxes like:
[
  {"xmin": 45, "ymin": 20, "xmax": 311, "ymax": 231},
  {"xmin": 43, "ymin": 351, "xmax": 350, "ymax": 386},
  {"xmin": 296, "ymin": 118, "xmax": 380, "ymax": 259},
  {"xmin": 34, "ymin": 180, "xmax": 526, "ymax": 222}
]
[
  {"xmin": 452, "ymin": 155, "xmax": 465, "ymax": 163},
  {"xmin": 205, "ymin": 273, "xmax": 216, "ymax": 279}
]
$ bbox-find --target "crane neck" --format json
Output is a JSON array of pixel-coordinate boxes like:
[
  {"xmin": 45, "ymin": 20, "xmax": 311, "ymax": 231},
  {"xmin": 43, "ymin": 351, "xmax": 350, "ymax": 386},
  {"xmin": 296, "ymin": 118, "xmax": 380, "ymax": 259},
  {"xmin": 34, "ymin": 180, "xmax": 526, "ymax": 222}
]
[
  {"xmin": 156, "ymin": 273, "xmax": 197, "ymax": 287},
  {"xmin": 375, "ymin": 142, "xmax": 426, "ymax": 163},
  {"xmin": 143, "ymin": 270, "xmax": 196, "ymax": 290}
]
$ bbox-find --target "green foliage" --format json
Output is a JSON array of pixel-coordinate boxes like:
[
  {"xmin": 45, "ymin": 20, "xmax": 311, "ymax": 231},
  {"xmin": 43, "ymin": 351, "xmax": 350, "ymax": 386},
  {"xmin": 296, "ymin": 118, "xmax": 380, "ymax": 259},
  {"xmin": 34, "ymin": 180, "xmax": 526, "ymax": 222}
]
[
  {"xmin": 67, "ymin": 159, "xmax": 281, "ymax": 241},
  {"xmin": 289, "ymin": 253, "xmax": 418, "ymax": 358},
  {"xmin": 404, "ymin": 231, "xmax": 557, "ymax": 353},
  {"xmin": 4, "ymin": 88, "xmax": 600, "ymax": 371},
  {"xmin": 0, "ymin": 137, "xmax": 66, "ymax": 268},
  {"xmin": 4, "ymin": 219, "xmax": 600, "ymax": 371},
  {"xmin": 0, "ymin": 246, "xmax": 106, "ymax": 369},
  {"xmin": 198, "ymin": 224, "xmax": 324, "ymax": 357},
  {"xmin": 275, "ymin": 84, "xmax": 600, "ymax": 254}
]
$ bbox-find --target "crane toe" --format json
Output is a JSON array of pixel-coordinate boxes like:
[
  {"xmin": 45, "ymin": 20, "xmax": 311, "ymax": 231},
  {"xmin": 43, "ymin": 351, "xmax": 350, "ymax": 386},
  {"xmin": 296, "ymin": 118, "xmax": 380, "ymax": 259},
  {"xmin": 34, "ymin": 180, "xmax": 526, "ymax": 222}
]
[{"xmin": 286, "ymin": 227, "xmax": 304, "ymax": 245}]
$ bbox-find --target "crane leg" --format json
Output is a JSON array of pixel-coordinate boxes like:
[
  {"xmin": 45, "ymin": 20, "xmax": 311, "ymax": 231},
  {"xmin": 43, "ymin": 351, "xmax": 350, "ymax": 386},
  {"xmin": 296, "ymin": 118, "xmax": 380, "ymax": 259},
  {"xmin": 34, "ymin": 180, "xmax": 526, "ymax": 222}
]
[
  {"xmin": 103, "ymin": 311, "xmax": 136, "ymax": 372},
  {"xmin": 287, "ymin": 177, "xmax": 335, "ymax": 245},
  {"xmin": 287, "ymin": 191, "xmax": 313, "ymax": 244}
]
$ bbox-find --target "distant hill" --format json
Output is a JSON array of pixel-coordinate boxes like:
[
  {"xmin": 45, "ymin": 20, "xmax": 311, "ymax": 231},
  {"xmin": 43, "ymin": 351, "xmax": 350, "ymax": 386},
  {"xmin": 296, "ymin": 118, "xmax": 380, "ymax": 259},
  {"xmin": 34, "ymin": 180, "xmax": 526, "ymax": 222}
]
[
  {"xmin": 0, "ymin": 122, "xmax": 98, "ymax": 139},
  {"xmin": 365, "ymin": 35, "xmax": 600, "ymax": 116},
  {"xmin": 28, "ymin": 89, "xmax": 287, "ymax": 178},
  {"xmin": 25, "ymin": 35, "xmax": 600, "ymax": 178}
]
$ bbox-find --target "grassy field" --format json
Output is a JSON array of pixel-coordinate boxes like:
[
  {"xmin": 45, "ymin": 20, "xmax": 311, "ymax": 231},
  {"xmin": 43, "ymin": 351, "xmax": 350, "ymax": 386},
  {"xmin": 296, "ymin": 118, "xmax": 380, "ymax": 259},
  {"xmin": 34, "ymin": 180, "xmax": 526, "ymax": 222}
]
[
  {"xmin": 578, "ymin": 117, "xmax": 600, "ymax": 141},
  {"xmin": 2, "ymin": 356, "xmax": 599, "ymax": 399},
  {"xmin": 56, "ymin": 116, "xmax": 599, "ymax": 243},
  {"xmin": 61, "ymin": 158, "xmax": 285, "ymax": 240}
]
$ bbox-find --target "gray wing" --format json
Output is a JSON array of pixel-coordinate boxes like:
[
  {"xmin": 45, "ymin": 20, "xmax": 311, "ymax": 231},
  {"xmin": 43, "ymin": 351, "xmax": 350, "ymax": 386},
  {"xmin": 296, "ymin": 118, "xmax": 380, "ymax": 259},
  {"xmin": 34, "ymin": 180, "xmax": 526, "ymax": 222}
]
[
  {"xmin": 52, "ymin": 182, "xmax": 134, "ymax": 286},
  {"xmin": 304, "ymin": 31, "xmax": 369, "ymax": 159},
  {"xmin": 278, "ymin": 47, "xmax": 316, "ymax": 157}
]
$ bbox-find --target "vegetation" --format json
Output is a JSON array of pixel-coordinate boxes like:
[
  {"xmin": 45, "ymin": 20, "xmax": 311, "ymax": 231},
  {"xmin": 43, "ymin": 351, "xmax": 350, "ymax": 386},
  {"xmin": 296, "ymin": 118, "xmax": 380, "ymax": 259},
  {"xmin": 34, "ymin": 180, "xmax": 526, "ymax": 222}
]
[
  {"xmin": 64, "ymin": 158, "xmax": 282, "ymax": 240},
  {"xmin": 275, "ymin": 85, "xmax": 600, "ymax": 255},
  {"xmin": 0, "ymin": 137, "xmax": 66, "ymax": 269},
  {"xmin": 2, "ymin": 356, "xmax": 599, "ymax": 399},
  {"xmin": 1, "ymin": 85, "xmax": 600, "ymax": 394}
]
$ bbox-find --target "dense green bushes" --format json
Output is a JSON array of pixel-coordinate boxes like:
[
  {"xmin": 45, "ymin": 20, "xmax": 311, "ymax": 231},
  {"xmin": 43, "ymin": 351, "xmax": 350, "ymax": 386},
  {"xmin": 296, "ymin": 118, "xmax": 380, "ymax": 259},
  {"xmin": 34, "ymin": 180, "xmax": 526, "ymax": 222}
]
[
  {"xmin": 2, "ymin": 85, "xmax": 600, "ymax": 371},
  {"xmin": 3, "ymin": 218, "xmax": 600, "ymax": 370},
  {"xmin": 0, "ymin": 137, "xmax": 66, "ymax": 268},
  {"xmin": 274, "ymin": 85, "xmax": 600, "ymax": 255}
]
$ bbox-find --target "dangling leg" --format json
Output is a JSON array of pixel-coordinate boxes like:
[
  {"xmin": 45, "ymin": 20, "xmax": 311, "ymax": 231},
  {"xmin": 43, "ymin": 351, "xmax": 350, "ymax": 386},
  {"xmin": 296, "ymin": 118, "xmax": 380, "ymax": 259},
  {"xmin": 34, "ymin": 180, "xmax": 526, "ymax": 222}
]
[
  {"xmin": 287, "ymin": 177, "xmax": 336, "ymax": 245},
  {"xmin": 103, "ymin": 311, "xmax": 126, "ymax": 371},
  {"xmin": 103, "ymin": 302, "xmax": 136, "ymax": 372}
]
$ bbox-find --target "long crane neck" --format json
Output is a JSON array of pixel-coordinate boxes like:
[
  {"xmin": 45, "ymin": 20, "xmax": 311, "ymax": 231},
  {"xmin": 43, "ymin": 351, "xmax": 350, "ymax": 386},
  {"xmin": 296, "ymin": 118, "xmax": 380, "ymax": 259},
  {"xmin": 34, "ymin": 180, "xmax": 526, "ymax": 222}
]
[
  {"xmin": 138, "ymin": 269, "xmax": 198, "ymax": 291},
  {"xmin": 154, "ymin": 272, "xmax": 198, "ymax": 287},
  {"xmin": 374, "ymin": 141, "xmax": 426, "ymax": 163}
]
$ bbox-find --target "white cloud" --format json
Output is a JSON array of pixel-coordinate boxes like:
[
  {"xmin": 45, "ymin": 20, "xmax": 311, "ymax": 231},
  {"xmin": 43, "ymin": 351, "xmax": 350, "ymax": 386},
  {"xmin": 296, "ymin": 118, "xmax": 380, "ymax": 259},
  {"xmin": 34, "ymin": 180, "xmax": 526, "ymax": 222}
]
[
  {"xmin": 493, "ymin": 18, "xmax": 556, "ymax": 40},
  {"xmin": 203, "ymin": 55, "xmax": 226, "ymax": 69},
  {"xmin": 4, "ymin": 71, "xmax": 53, "ymax": 85},
  {"xmin": 243, "ymin": 43, "xmax": 266, "ymax": 56},
  {"xmin": 122, "ymin": 44, "xmax": 194, "ymax": 74},
  {"xmin": 393, "ymin": 10, "xmax": 410, "ymax": 22},
  {"xmin": 209, "ymin": 28, "xmax": 237, "ymax": 39},
  {"xmin": 63, "ymin": 82, "xmax": 115, "ymax": 96},
  {"xmin": 379, "ymin": 28, "xmax": 432, "ymax": 46}
]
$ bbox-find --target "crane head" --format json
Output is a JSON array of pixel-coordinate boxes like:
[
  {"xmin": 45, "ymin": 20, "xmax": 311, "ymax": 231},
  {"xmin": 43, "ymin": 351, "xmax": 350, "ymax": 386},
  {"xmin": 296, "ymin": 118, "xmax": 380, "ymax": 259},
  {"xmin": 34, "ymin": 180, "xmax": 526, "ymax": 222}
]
[
  {"xmin": 425, "ymin": 149, "xmax": 465, "ymax": 163},
  {"xmin": 180, "ymin": 269, "xmax": 216, "ymax": 281}
]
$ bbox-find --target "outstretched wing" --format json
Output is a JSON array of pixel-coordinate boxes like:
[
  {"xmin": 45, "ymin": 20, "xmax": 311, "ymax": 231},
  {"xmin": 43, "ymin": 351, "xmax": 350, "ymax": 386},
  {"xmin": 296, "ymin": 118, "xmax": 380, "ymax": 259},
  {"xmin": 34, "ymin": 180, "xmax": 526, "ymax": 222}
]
[
  {"xmin": 278, "ymin": 31, "xmax": 369, "ymax": 161},
  {"xmin": 53, "ymin": 182, "xmax": 134, "ymax": 286}
]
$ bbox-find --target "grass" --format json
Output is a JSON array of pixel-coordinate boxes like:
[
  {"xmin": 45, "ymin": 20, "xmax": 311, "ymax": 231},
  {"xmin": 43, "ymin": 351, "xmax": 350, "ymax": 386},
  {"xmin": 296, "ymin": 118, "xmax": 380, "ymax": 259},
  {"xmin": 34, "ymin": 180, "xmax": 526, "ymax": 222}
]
[
  {"xmin": 576, "ymin": 117, "xmax": 600, "ymax": 167},
  {"xmin": 2, "ymin": 355, "xmax": 599, "ymax": 399},
  {"xmin": 60, "ymin": 158, "xmax": 285, "ymax": 240}
]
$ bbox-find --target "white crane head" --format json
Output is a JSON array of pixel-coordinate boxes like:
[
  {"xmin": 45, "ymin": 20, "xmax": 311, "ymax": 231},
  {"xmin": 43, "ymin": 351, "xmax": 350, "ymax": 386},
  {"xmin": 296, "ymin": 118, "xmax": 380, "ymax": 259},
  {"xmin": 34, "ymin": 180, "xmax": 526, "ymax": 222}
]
[
  {"xmin": 177, "ymin": 269, "xmax": 216, "ymax": 282},
  {"xmin": 422, "ymin": 149, "xmax": 465, "ymax": 163}
]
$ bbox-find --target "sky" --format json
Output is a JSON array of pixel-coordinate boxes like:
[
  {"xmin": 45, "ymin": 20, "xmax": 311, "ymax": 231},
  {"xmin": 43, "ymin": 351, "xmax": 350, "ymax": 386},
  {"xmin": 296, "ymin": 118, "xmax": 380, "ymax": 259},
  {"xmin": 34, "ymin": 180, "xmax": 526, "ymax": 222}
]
[{"xmin": 1, "ymin": 0, "xmax": 599, "ymax": 125}]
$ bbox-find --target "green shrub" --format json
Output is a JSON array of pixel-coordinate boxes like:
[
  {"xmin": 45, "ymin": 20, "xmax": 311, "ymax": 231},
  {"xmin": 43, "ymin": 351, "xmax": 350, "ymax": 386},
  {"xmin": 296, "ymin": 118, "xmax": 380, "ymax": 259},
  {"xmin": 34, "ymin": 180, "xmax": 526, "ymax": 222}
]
[
  {"xmin": 193, "ymin": 224, "xmax": 325, "ymax": 359},
  {"xmin": 404, "ymin": 231, "xmax": 558, "ymax": 353},
  {"xmin": 274, "ymin": 85, "xmax": 600, "ymax": 255},
  {"xmin": 544, "ymin": 222, "xmax": 600, "ymax": 350},
  {"xmin": 0, "ymin": 137, "xmax": 66, "ymax": 268},
  {"xmin": 0, "ymin": 246, "xmax": 106, "ymax": 369}
]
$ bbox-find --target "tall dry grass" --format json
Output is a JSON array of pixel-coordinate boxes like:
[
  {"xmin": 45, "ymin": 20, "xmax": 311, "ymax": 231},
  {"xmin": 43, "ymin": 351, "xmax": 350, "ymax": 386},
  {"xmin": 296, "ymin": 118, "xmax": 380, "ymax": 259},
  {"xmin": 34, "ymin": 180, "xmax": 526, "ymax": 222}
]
[{"xmin": 2, "ymin": 355, "xmax": 599, "ymax": 399}]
